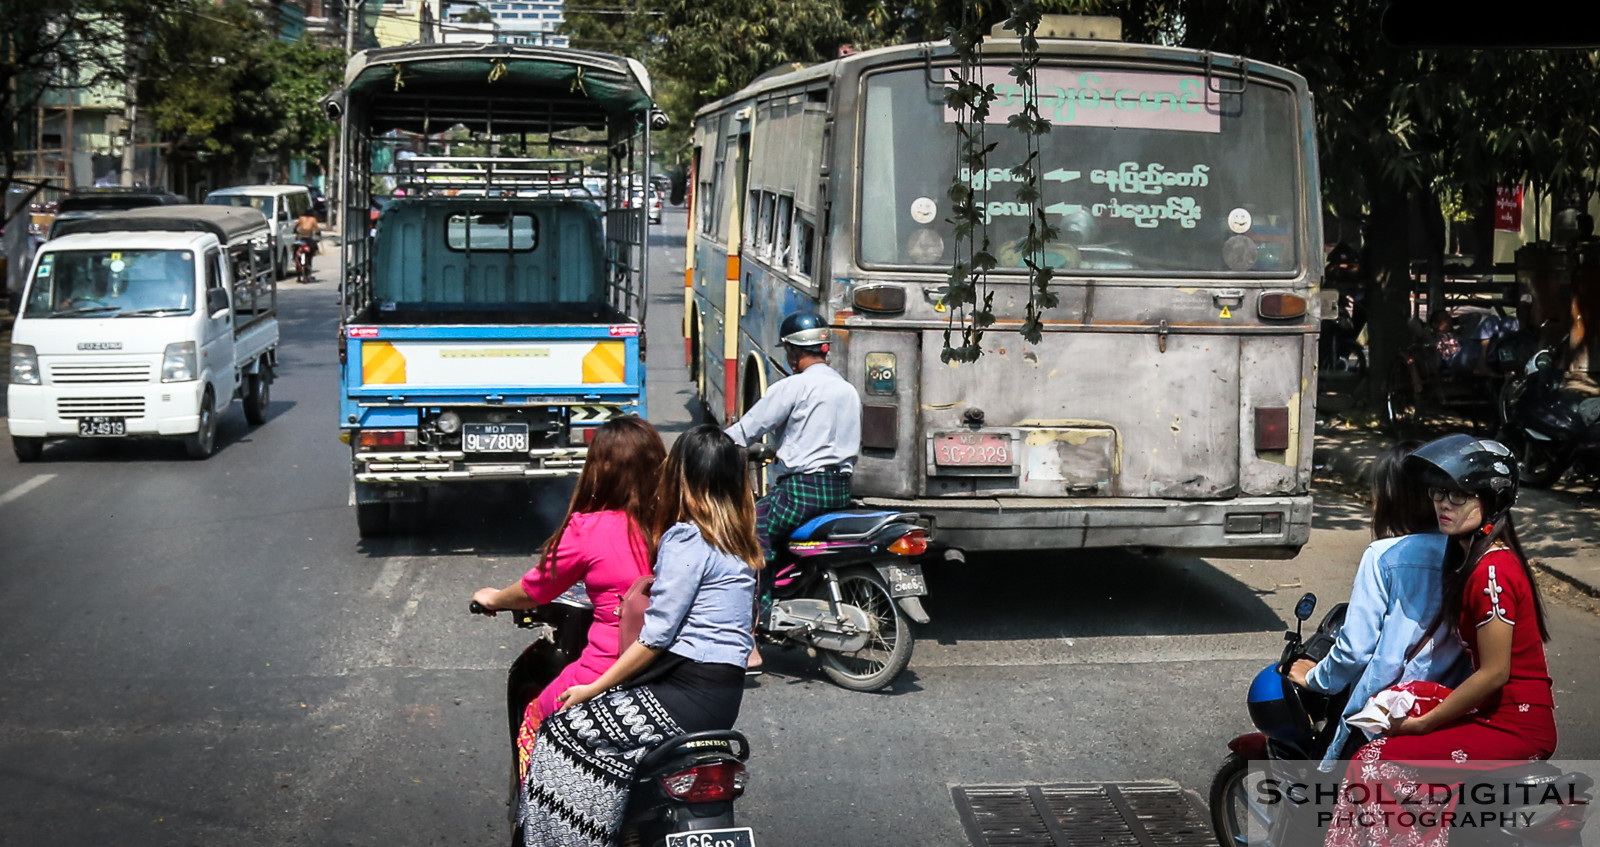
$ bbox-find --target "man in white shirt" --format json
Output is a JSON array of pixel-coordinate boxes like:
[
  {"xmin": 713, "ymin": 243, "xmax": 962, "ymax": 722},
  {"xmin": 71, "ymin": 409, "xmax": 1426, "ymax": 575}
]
[{"xmin": 725, "ymin": 310, "xmax": 862, "ymax": 561}]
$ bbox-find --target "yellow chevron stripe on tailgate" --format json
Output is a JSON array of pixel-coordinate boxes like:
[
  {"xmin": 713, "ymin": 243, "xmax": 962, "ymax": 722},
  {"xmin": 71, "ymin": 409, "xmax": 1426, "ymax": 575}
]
[
  {"xmin": 581, "ymin": 341, "xmax": 626, "ymax": 384},
  {"xmin": 362, "ymin": 341, "xmax": 408, "ymax": 384}
]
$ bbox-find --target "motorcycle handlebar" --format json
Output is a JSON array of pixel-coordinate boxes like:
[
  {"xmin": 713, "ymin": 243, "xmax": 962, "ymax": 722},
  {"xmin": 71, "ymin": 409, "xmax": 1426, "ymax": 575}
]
[{"xmin": 469, "ymin": 600, "xmax": 494, "ymax": 616}]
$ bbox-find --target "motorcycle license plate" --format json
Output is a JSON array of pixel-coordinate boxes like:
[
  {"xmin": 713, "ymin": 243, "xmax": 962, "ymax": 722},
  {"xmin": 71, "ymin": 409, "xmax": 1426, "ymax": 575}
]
[
  {"xmin": 664, "ymin": 829, "xmax": 754, "ymax": 847},
  {"xmin": 932, "ymin": 432, "xmax": 1012, "ymax": 466},
  {"xmin": 77, "ymin": 417, "xmax": 127, "ymax": 437},
  {"xmin": 463, "ymin": 423, "xmax": 528, "ymax": 453},
  {"xmin": 884, "ymin": 564, "xmax": 926, "ymax": 598}
]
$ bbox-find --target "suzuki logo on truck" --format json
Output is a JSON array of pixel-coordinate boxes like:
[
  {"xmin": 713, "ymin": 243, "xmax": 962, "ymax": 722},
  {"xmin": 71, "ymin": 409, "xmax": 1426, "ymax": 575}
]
[{"xmin": 77, "ymin": 342, "xmax": 123, "ymax": 350}]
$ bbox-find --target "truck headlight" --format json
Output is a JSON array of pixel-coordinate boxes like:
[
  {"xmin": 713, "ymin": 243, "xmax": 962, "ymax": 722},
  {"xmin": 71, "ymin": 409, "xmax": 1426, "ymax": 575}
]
[
  {"xmin": 10, "ymin": 344, "xmax": 41, "ymax": 385},
  {"xmin": 161, "ymin": 341, "xmax": 198, "ymax": 383}
]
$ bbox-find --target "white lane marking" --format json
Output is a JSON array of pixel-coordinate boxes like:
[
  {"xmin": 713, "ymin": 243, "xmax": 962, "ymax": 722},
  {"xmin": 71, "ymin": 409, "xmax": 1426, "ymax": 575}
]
[
  {"xmin": 0, "ymin": 474, "xmax": 57, "ymax": 508},
  {"xmin": 368, "ymin": 559, "xmax": 407, "ymax": 598}
]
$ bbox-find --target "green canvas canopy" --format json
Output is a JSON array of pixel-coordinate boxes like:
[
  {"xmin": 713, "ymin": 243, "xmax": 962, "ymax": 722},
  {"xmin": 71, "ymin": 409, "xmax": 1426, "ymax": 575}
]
[{"xmin": 336, "ymin": 44, "xmax": 655, "ymax": 136}]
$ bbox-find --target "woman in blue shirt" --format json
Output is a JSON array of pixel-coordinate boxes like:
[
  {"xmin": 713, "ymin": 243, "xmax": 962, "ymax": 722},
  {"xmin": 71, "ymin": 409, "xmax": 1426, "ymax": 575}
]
[
  {"xmin": 519, "ymin": 425, "xmax": 762, "ymax": 847},
  {"xmin": 1288, "ymin": 441, "xmax": 1470, "ymax": 770}
]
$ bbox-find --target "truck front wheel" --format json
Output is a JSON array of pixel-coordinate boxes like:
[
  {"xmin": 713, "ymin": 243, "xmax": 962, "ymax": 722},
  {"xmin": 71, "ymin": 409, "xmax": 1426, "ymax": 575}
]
[
  {"xmin": 12, "ymin": 436, "xmax": 43, "ymax": 462},
  {"xmin": 184, "ymin": 388, "xmax": 219, "ymax": 459}
]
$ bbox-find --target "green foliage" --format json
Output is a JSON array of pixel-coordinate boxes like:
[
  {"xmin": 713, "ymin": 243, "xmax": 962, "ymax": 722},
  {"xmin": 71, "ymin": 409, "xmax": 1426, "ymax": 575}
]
[
  {"xmin": 141, "ymin": 1, "xmax": 343, "ymax": 174},
  {"xmin": 458, "ymin": 6, "xmax": 494, "ymax": 24}
]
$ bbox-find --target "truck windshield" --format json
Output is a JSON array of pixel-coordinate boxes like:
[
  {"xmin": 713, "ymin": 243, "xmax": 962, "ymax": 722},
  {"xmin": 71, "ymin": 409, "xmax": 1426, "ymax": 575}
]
[
  {"xmin": 858, "ymin": 66, "xmax": 1302, "ymax": 275},
  {"xmin": 24, "ymin": 249, "xmax": 197, "ymax": 318}
]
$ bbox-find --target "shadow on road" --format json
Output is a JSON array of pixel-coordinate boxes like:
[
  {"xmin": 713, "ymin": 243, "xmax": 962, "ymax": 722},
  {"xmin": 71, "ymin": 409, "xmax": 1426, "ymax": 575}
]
[
  {"xmin": 14, "ymin": 402, "xmax": 295, "ymax": 463},
  {"xmin": 355, "ymin": 479, "xmax": 574, "ymax": 559}
]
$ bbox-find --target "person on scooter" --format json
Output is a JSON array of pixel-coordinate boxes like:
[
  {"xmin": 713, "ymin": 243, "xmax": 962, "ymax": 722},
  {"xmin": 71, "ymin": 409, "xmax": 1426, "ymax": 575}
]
[
  {"xmin": 469, "ymin": 416, "xmax": 666, "ymax": 791},
  {"xmin": 724, "ymin": 310, "xmax": 862, "ymax": 671},
  {"xmin": 293, "ymin": 207, "xmax": 319, "ymax": 278},
  {"xmin": 521, "ymin": 424, "xmax": 761, "ymax": 847},
  {"xmin": 1286, "ymin": 441, "xmax": 1468, "ymax": 771},
  {"xmin": 1322, "ymin": 434, "xmax": 1556, "ymax": 847}
]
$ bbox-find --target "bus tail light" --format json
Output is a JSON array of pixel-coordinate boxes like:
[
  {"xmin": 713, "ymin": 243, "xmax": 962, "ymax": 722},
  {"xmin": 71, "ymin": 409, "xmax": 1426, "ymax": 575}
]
[
  {"xmin": 853, "ymin": 284, "xmax": 908, "ymax": 314},
  {"xmin": 1255, "ymin": 407, "xmax": 1290, "ymax": 451},
  {"xmin": 1258, "ymin": 292, "xmax": 1307, "ymax": 319}
]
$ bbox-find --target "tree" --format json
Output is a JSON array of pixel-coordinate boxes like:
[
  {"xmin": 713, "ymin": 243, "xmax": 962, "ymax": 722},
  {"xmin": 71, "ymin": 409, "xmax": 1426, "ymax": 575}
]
[
  {"xmin": 0, "ymin": 0, "xmax": 181, "ymax": 228},
  {"xmin": 458, "ymin": 6, "xmax": 494, "ymax": 24}
]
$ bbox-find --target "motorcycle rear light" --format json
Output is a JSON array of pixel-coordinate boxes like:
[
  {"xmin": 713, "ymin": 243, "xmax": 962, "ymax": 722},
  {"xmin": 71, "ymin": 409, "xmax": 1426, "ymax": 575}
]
[
  {"xmin": 660, "ymin": 761, "xmax": 745, "ymax": 803},
  {"xmin": 888, "ymin": 529, "xmax": 928, "ymax": 556},
  {"xmin": 357, "ymin": 429, "xmax": 418, "ymax": 450},
  {"xmin": 1518, "ymin": 803, "xmax": 1589, "ymax": 842}
]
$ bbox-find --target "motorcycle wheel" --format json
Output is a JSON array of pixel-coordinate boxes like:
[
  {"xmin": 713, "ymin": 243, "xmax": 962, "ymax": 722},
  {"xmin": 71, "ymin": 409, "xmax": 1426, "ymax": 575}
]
[
  {"xmin": 1209, "ymin": 752, "xmax": 1277, "ymax": 847},
  {"xmin": 1383, "ymin": 357, "xmax": 1422, "ymax": 439},
  {"xmin": 818, "ymin": 568, "xmax": 914, "ymax": 692},
  {"xmin": 1498, "ymin": 427, "xmax": 1564, "ymax": 488}
]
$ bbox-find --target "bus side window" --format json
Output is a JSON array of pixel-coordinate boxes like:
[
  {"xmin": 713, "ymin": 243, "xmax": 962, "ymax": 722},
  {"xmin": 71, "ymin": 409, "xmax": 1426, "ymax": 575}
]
[
  {"xmin": 794, "ymin": 218, "xmax": 815, "ymax": 279},
  {"xmin": 775, "ymin": 195, "xmax": 793, "ymax": 266}
]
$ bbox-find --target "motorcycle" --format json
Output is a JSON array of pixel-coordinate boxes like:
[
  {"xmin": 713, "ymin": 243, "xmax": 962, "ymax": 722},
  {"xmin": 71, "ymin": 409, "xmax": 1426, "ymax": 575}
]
[
  {"xmin": 1210, "ymin": 593, "xmax": 1594, "ymax": 847},
  {"xmin": 294, "ymin": 238, "xmax": 315, "ymax": 284},
  {"xmin": 470, "ymin": 593, "xmax": 755, "ymax": 847},
  {"xmin": 747, "ymin": 443, "xmax": 932, "ymax": 692},
  {"xmin": 1498, "ymin": 343, "xmax": 1600, "ymax": 488}
]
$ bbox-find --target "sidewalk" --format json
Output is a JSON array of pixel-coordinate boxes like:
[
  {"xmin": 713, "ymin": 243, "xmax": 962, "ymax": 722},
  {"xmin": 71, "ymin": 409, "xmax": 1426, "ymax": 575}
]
[{"xmin": 1314, "ymin": 416, "xmax": 1600, "ymax": 599}]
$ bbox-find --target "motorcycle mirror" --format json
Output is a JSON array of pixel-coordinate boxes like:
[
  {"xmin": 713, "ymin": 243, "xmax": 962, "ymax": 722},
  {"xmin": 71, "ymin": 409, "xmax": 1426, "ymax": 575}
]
[{"xmin": 1293, "ymin": 593, "xmax": 1317, "ymax": 622}]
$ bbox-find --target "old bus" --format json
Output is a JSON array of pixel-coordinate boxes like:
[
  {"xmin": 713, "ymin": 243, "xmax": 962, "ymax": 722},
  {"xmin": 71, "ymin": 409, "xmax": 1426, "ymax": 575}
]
[{"xmin": 684, "ymin": 35, "xmax": 1320, "ymax": 558}]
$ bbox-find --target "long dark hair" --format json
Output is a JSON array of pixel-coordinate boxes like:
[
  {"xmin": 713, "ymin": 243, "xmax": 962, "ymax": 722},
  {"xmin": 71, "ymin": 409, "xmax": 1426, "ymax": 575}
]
[
  {"xmin": 1371, "ymin": 440, "xmax": 1436, "ymax": 539},
  {"xmin": 653, "ymin": 424, "xmax": 763, "ymax": 569},
  {"xmin": 537, "ymin": 416, "xmax": 665, "ymax": 576}
]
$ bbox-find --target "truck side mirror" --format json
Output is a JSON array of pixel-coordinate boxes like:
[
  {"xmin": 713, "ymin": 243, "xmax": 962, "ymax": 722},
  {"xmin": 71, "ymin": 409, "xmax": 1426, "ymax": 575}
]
[{"xmin": 207, "ymin": 288, "xmax": 230, "ymax": 316}]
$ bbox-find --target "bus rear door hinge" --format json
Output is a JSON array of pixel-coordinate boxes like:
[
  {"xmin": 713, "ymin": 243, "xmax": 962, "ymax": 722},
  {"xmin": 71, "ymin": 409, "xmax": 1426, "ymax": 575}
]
[{"xmin": 1157, "ymin": 320, "xmax": 1169, "ymax": 353}]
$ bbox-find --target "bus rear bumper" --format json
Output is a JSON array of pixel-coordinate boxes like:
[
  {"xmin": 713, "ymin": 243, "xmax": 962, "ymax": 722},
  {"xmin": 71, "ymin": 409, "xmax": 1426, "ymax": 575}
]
[{"xmin": 855, "ymin": 494, "xmax": 1311, "ymax": 558}]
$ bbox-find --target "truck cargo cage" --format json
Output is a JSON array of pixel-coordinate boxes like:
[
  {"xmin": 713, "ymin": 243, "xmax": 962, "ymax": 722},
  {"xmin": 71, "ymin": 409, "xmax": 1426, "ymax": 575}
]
[{"xmin": 392, "ymin": 156, "xmax": 590, "ymax": 197}]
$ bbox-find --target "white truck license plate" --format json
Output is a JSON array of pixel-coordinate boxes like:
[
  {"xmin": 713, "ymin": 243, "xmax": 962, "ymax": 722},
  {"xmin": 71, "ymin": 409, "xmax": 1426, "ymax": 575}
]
[
  {"xmin": 78, "ymin": 417, "xmax": 127, "ymax": 437},
  {"xmin": 463, "ymin": 423, "xmax": 529, "ymax": 453},
  {"xmin": 664, "ymin": 828, "xmax": 755, "ymax": 847}
]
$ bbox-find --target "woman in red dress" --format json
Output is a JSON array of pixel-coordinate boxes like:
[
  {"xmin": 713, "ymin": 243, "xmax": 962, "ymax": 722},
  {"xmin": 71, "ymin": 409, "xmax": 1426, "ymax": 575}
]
[{"xmin": 1324, "ymin": 434, "xmax": 1556, "ymax": 847}]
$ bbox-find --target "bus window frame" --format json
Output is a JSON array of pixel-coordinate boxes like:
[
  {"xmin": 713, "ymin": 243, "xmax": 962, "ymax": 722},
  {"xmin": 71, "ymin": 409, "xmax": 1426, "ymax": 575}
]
[{"xmin": 848, "ymin": 59, "xmax": 1312, "ymax": 281}]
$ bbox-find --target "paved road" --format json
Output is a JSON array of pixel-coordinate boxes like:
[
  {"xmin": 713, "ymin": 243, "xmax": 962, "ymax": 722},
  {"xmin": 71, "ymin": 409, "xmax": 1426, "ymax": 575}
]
[{"xmin": 2, "ymin": 211, "xmax": 1597, "ymax": 846}]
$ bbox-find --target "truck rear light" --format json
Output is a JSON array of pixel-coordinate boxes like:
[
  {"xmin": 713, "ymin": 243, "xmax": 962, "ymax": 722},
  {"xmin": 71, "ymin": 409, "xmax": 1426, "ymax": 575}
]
[
  {"xmin": 1255, "ymin": 407, "xmax": 1290, "ymax": 451},
  {"xmin": 357, "ymin": 429, "xmax": 417, "ymax": 450},
  {"xmin": 888, "ymin": 529, "xmax": 928, "ymax": 556},
  {"xmin": 1225, "ymin": 513, "xmax": 1283, "ymax": 534},
  {"xmin": 660, "ymin": 761, "xmax": 746, "ymax": 803},
  {"xmin": 569, "ymin": 427, "xmax": 599, "ymax": 446},
  {"xmin": 1258, "ymin": 292, "xmax": 1307, "ymax": 319}
]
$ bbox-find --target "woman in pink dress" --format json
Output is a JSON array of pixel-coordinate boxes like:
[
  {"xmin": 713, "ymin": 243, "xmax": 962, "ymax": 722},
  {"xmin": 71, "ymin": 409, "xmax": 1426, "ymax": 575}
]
[{"xmin": 471, "ymin": 416, "xmax": 666, "ymax": 782}]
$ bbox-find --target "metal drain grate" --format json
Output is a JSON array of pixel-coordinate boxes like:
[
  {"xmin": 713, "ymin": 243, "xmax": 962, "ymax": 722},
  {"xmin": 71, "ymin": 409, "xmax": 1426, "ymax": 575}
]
[{"xmin": 953, "ymin": 782, "xmax": 1215, "ymax": 847}]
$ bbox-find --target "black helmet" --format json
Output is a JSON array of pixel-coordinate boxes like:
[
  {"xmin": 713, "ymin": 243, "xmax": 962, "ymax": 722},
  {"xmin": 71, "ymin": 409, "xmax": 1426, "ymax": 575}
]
[
  {"xmin": 1404, "ymin": 434, "xmax": 1519, "ymax": 518},
  {"xmin": 779, "ymin": 310, "xmax": 829, "ymax": 348}
]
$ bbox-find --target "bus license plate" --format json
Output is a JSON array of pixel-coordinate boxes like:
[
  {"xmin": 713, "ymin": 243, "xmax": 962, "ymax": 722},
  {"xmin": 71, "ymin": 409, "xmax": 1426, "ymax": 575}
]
[
  {"xmin": 78, "ymin": 417, "xmax": 127, "ymax": 437},
  {"xmin": 664, "ymin": 828, "xmax": 755, "ymax": 847},
  {"xmin": 932, "ymin": 432, "xmax": 1011, "ymax": 466},
  {"xmin": 463, "ymin": 423, "xmax": 529, "ymax": 453}
]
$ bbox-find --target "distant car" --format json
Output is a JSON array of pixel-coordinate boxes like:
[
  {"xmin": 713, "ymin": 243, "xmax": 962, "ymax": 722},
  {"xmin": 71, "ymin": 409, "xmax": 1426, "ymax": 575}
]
[
  {"xmin": 648, "ymin": 190, "xmax": 663, "ymax": 224},
  {"xmin": 304, "ymin": 185, "xmax": 328, "ymax": 221},
  {"xmin": 205, "ymin": 185, "xmax": 315, "ymax": 279},
  {"xmin": 48, "ymin": 187, "xmax": 189, "ymax": 239}
]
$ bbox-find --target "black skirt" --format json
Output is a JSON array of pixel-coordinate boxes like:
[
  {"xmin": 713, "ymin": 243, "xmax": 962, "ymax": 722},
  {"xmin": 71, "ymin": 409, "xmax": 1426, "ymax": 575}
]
[{"xmin": 627, "ymin": 650, "xmax": 745, "ymax": 733}]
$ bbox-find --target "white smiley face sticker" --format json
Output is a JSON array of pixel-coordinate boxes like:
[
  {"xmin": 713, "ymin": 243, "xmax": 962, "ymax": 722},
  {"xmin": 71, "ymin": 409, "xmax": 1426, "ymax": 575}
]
[
  {"xmin": 910, "ymin": 197, "xmax": 938, "ymax": 225},
  {"xmin": 110, "ymin": 259, "xmax": 126, "ymax": 273},
  {"xmin": 1228, "ymin": 208, "xmax": 1252, "ymax": 234}
]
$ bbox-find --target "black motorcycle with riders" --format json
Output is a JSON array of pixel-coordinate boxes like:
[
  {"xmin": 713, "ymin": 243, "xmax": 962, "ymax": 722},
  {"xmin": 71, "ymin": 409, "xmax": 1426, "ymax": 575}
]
[
  {"xmin": 1209, "ymin": 593, "xmax": 1594, "ymax": 847},
  {"xmin": 470, "ymin": 593, "xmax": 755, "ymax": 847},
  {"xmin": 746, "ymin": 442, "xmax": 932, "ymax": 692},
  {"xmin": 1497, "ymin": 338, "xmax": 1600, "ymax": 489}
]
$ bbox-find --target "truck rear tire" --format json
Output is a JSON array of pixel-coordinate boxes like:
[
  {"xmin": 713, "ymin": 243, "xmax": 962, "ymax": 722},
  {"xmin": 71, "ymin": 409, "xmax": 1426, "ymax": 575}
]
[
  {"xmin": 244, "ymin": 367, "xmax": 271, "ymax": 425},
  {"xmin": 12, "ymin": 436, "xmax": 43, "ymax": 462},
  {"xmin": 184, "ymin": 388, "xmax": 219, "ymax": 459},
  {"xmin": 356, "ymin": 502, "xmax": 390, "ymax": 537}
]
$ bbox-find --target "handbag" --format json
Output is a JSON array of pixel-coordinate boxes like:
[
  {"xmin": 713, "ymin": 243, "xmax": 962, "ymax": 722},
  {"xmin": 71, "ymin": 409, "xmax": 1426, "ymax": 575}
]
[{"xmin": 617, "ymin": 573, "xmax": 654, "ymax": 649}]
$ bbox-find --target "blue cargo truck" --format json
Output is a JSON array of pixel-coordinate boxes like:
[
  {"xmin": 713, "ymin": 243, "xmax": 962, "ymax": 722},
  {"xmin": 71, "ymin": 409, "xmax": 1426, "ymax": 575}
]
[{"xmin": 325, "ymin": 44, "xmax": 660, "ymax": 535}]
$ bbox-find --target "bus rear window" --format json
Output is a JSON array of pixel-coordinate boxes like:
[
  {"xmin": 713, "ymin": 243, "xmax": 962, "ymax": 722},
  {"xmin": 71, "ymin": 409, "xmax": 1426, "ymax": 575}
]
[{"xmin": 859, "ymin": 67, "xmax": 1302, "ymax": 275}]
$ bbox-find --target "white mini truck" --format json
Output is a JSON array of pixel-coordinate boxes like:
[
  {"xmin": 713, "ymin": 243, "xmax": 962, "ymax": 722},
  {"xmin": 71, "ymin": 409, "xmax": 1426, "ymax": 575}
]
[{"xmin": 7, "ymin": 205, "xmax": 279, "ymax": 460}]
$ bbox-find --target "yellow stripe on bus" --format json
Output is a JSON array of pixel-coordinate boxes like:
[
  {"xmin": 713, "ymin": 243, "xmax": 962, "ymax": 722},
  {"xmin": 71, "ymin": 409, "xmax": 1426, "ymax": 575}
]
[
  {"xmin": 362, "ymin": 341, "xmax": 408, "ymax": 385},
  {"xmin": 582, "ymin": 341, "xmax": 626, "ymax": 383}
]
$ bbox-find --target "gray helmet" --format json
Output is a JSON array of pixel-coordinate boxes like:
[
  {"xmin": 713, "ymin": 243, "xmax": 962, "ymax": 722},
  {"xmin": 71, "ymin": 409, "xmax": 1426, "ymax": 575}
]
[
  {"xmin": 779, "ymin": 310, "xmax": 829, "ymax": 348},
  {"xmin": 1403, "ymin": 433, "xmax": 1519, "ymax": 519}
]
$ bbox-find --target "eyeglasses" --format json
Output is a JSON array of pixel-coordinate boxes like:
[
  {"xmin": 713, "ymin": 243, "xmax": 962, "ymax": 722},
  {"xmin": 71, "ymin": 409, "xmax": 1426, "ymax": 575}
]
[{"xmin": 1427, "ymin": 487, "xmax": 1473, "ymax": 506}]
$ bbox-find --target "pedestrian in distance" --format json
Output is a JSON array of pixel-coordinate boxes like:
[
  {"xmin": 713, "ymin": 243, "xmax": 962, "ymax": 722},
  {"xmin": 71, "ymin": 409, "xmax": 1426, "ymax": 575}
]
[
  {"xmin": 519, "ymin": 424, "xmax": 762, "ymax": 847},
  {"xmin": 1287, "ymin": 440, "xmax": 1469, "ymax": 772},
  {"xmin": 1322, "ymin": 434, "xmax": 1557, "ymax": 847},
  {"xmin": 470, "ymin": 416, "xmax": 666, "ymax": 789}
]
